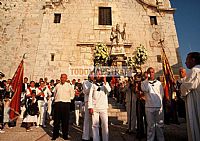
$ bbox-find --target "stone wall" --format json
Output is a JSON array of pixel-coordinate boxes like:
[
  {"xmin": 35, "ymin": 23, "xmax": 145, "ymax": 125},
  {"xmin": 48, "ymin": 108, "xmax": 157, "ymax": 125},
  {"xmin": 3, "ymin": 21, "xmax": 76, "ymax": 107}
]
[{"xmin": 0, "ymin": 0, "xmax": 182, "ymax": 81}]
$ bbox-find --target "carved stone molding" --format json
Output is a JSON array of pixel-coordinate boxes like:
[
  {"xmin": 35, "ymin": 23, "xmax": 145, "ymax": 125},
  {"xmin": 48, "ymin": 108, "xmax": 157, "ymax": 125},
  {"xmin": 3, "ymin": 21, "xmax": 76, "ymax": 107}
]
[{"xmin": 136, "ymin": 0, "xmax": 176, "ymax": 13}]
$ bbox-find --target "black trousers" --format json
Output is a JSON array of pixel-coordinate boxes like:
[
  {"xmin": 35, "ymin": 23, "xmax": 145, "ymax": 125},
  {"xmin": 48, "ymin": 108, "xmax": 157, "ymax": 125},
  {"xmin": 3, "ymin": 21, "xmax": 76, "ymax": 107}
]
[
  {"xmin": 53, "ymin": 102, "xmax": 70, "ymax": 139},
  {"xmin": 136, "ymin": 99, "xmax": 147, "ymax": 137}
]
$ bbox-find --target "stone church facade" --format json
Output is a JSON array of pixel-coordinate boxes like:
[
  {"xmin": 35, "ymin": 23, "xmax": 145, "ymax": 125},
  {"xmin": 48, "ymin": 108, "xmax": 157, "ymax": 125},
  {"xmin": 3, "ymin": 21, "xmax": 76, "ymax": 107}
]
[{"xmin": 0, "ymin": 0, "xmax": 182, "ymax": 81}]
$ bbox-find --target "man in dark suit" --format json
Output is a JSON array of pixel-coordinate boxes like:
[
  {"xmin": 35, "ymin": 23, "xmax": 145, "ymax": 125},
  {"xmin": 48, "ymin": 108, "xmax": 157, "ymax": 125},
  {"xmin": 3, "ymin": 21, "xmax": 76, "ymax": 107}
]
[{"xmin": 22, "ymin": 77, "xmax": 29, "ymax": 93}]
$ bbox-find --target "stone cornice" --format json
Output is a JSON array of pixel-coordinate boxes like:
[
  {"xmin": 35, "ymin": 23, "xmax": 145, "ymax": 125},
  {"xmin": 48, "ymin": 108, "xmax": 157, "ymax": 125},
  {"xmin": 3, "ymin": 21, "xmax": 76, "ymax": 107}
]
[
  {"xmin": 76, "ymin": 42, "xmax": 132, "ymax": 48},
  {"xmin": 136, "ymin": 0, "xmax": 176, "ymax": 13}
]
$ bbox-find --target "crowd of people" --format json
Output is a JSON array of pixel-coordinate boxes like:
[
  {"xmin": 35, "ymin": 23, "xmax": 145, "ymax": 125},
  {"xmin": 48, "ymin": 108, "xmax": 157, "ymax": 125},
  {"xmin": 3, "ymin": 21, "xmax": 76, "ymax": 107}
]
[{"xmin": 0, "ymin": 52, "xmax": 199, "ymax": 141}]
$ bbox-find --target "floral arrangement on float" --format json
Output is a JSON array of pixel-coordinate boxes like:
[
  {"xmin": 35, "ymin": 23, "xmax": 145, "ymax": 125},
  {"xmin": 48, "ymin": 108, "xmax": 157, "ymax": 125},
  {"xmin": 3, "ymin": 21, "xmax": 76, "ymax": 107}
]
[
  {"xmin": 94, "ymin": 43, "xmax": 109, "ymax": 66},
  {"xmin": 127, "ymin": 44, "xmax": 148, "ymax": 70},
  {"xmin": 134, "ymin": 44, "xmax": 148, "ymax": 66}
]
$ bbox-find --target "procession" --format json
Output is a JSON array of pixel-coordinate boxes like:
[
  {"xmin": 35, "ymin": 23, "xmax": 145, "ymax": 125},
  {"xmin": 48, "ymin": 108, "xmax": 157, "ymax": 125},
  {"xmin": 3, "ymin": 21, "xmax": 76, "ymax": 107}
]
[{"xmin": 0, "ymin": 51, "xmax": 199, "ymax": 141}]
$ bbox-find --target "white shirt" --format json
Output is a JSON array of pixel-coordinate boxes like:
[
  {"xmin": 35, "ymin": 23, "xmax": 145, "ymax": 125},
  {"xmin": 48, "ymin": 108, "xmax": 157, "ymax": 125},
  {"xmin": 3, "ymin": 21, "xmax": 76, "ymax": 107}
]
[
  {"xmin": 141, "ymin": 79, "xmax": 164, "ymax": 108},
  {"xmin": 26, "ymin": 87, "xmax": 36, "ymax": 96},
  {"xmin": 36, "ymin": 86, "xmax": 52, "ymax": 102},
  {"xmin": 88, "ymin": 82, "xmax": 111, "ymax": 110},
  {"xmin": 54, "ymin": 82, "xmax": 74, "ymax": 103},
  {"xmin": 181, "ymin": 65, "xmax": 200, "ymax": 96}
]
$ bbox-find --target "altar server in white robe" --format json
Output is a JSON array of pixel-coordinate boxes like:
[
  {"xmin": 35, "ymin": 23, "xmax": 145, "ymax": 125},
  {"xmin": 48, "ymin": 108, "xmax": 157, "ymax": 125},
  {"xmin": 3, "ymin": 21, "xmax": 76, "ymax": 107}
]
[
  {"xmin": 181, "ymin": 52, "xmax": 200, "ymax": 141},
  {"xmin": 82, "ymin": 71, "xmax": 94, "ymax": 141}
]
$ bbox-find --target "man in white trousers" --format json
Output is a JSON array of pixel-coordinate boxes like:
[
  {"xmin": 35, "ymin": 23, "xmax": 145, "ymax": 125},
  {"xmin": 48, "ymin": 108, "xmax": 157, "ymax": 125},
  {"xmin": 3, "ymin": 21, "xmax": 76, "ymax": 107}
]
[
  {"xmin": 88, "ymin": 70, "xmax": 111, "ymax": 141},
  {"xmin": 141, "ymin": 67, "xmax": 164, "ymax": 141},
  {"xmin": 82, "ymin": 71, "xmax": 94, "ymax": 141},
  {"xmin": 36, "ymin": 81, "xmax": 51, "ymax": 128}
]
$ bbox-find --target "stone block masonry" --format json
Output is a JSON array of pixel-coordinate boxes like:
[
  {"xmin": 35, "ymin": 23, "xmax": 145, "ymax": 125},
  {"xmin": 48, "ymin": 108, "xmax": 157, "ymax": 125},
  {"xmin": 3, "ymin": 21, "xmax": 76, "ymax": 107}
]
[{"xmin": 0, "ymin": 0, "xmax": 182, "ymax": 81}]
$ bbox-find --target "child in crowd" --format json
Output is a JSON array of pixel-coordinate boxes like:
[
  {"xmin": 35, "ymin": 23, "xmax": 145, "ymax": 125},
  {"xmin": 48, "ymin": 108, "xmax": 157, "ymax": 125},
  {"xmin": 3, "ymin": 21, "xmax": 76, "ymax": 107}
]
[{"xmin": 23, "ymin": 91, "xmax": 38, "ymax": 132}]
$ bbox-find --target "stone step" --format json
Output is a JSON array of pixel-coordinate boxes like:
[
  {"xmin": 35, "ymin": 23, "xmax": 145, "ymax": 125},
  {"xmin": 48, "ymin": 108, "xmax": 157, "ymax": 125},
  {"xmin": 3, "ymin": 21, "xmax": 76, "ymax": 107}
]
[
  {"xmin": 108, "ymin": 104, "xmax": 126, "ymax": 109},
  {"xmin": 116, "ymin": 112, "xmax": 127, "ymax": 117},
  {"xmin": 108, "ymin": 98, "xmax": 127, "ymax": 123},
  {"xmin": 108, "ymin": 112, "xmax": 127, "ymax": 117},
  {"xmin": 108, "ymin": 108, "xmax": 126, "ymax": 112}
]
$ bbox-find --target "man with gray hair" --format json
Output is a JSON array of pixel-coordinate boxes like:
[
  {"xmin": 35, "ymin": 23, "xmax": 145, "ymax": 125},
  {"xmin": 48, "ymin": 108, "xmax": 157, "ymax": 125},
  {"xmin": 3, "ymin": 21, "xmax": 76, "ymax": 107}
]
[
  {"xmin": 176, "ymin": 67, "xmax": 187, "ymax": 118},
  {"xmin": 52, "ymin": 74, "xmax": 74, "ymax": 140}
]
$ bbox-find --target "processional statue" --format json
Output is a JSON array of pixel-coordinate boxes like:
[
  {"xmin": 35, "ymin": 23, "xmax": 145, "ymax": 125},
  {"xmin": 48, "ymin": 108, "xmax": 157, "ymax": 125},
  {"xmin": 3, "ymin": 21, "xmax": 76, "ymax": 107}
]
[{"xmin": 110, "ymin": 23, "xmax": 126, "ymax": 55}]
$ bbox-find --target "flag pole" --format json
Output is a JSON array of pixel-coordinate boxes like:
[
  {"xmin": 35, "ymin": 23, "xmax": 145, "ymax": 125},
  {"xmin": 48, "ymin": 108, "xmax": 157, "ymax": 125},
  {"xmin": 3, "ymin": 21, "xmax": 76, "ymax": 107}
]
[{"xmin": 9, "ymin": 54, "xmax": 26, "ymax": 122}]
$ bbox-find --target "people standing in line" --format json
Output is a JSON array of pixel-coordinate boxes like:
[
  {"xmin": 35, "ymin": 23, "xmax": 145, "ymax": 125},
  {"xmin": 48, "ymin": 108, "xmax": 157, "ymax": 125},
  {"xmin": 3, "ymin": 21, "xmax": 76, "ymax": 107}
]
[
  {"xmin": 23, "ymin": 91, "xmax": 38, "ymax": 132},
  {"xmin": 180, "ymin": 52, "xmax": 200, "ymax": 141},
  {"xmin": 82, "ymin": 71, "xmax": 94, "ymax": 141},
  {"xmin": 88, "ymin": 70, "xmax": 111, "ymax": 141},
  {"xmin": 52, "ymin": 74, "xmax": 74, "ymax": 140},
  {"xmin": 141, "ymin": 67, "xmax": 165, "ymax": 141},
  {"xmin": 36, "ymin": 81, "xmax": 51, "ymax": 128},
  {"xmin": 124, "ymin": 78, "xmax": 137, "ymax": 134}
]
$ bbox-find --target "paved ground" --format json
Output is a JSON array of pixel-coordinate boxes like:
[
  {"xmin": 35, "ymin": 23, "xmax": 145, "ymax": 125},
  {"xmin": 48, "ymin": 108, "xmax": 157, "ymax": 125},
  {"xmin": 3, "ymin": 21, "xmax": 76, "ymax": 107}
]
[{"xmin": 0, "ymin": 114, "xmax": 188, "ymax": 141}]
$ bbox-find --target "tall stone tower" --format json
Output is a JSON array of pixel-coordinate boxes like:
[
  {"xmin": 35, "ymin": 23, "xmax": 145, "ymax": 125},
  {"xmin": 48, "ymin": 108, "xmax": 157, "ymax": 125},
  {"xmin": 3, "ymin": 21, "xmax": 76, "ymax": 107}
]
[{"xmin": 0, "ymin": 0, "xmax": 182, "ymax": 81}]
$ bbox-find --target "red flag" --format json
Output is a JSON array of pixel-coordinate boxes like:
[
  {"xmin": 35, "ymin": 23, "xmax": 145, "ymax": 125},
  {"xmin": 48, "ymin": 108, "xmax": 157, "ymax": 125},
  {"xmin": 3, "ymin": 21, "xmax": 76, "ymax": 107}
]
[
  {"xmin": 162, "ymin": 47, "xmax": 175, "ymax": 101},
  {"xmin": 9, "ymin": 60, "xmax": 24, "ymax": 121}
]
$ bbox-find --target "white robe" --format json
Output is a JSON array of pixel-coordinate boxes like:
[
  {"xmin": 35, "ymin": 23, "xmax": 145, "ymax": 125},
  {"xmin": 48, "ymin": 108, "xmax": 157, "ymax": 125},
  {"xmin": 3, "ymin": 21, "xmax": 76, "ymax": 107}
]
[{"xmin": 181, "ymin": 65, "xmax": 200, "ymax": 141}]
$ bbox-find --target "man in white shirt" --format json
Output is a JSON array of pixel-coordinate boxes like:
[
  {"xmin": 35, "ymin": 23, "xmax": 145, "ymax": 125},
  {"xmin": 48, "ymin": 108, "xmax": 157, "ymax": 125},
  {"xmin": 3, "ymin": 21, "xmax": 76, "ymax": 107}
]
[
  {"xmin": 181, "ymin": 52, "xmax": 200, "ymax": 141},
  {"xmin": 82, "ymin": 71, "xmax": 94, "ymax": 141},
  {"xmin": 88, "ymin": 70, "xmax": 111, "ymax": 141},
  {"xmin": 141, "ymin": 67, "xmax": 164, "ymax": 141},
  {"xmin": 52, "ymin": 74, "xmax": 74, "ymax": 140}
]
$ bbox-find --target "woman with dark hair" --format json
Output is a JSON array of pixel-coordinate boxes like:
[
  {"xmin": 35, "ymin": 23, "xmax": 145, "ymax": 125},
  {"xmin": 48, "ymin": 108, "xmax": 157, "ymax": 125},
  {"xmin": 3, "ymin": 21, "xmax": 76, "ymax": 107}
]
[{"xmin": 181, "ymin": 52, "xmax": 200, "ymax": 141}]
